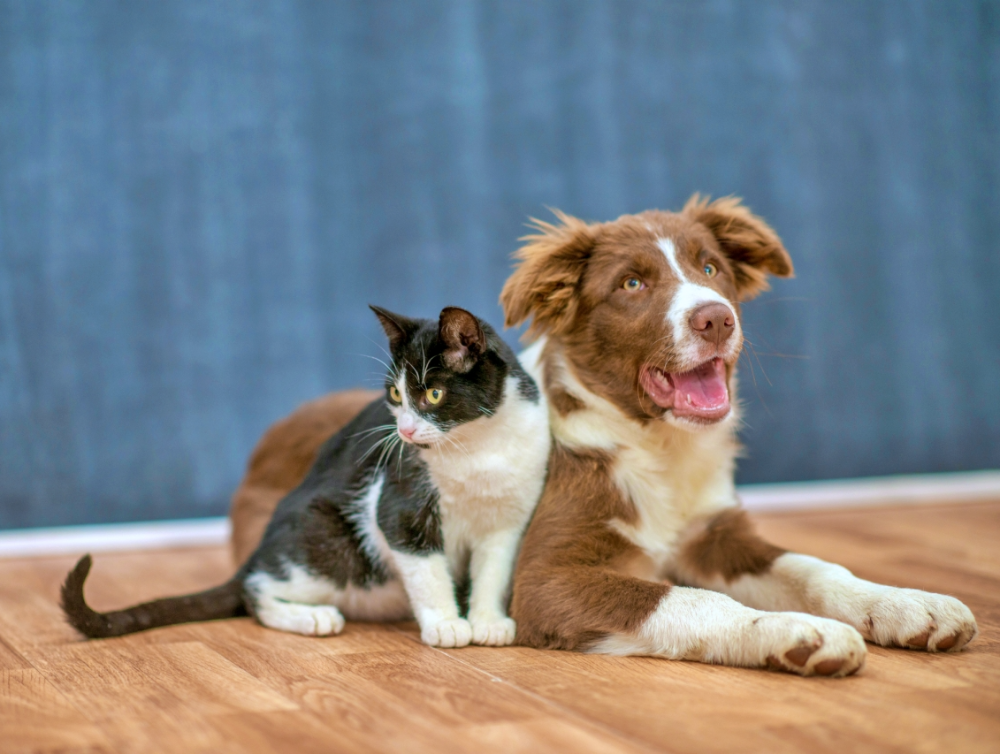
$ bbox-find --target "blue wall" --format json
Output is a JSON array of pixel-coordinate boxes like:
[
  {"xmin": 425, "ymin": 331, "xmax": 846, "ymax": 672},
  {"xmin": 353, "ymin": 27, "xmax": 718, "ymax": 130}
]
[{"xmin": 1, "ymin": 1, "xmax": 998, "ymax": 529}]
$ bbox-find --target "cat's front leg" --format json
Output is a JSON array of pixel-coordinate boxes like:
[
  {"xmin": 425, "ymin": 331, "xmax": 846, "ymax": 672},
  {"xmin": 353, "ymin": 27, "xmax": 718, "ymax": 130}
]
[
  {"xmin": 467, "ymin": 527, "xmax": 522, "ymax": 646},
  {"xmin": 391, "ymin": 550, "xmax": 471, "ymax": 648}
]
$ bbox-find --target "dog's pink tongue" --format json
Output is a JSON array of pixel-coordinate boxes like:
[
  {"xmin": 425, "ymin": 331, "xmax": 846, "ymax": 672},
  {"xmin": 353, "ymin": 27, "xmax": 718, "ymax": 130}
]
[{"xmin": 670, "ymin": 358, "xmax": 730, "ymax": 418}]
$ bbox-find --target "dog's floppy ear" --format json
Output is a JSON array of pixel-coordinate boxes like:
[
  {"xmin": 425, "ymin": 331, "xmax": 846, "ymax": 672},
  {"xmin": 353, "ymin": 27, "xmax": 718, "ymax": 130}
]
[
  {"xmin": 684, "ymin": 194, "xmax": 794, "ymax": 301},
  {"xmin": 500, "ymin": 210, "xmax": 596, "ymax": 339}
]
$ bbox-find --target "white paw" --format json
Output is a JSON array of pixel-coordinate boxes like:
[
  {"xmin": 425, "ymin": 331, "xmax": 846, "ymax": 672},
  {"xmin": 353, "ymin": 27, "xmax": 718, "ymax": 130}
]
[
  {"xmin": 421, "ymin": 618, "xmax": 472, "ymax": 648},
  {"xmin": 755, "ymin": 613, "xmax": 867, "ymax": 677},
  {"xmin": 470, "ymin": 616, "xmax": 516, "ymax": 646},
  {"xmin": 258, "ymin": 603, "xmax": 345, "ymax": 636},
  {"xmin": 861, "ymin": 588, "xmax": 978, "ymax": 652}
]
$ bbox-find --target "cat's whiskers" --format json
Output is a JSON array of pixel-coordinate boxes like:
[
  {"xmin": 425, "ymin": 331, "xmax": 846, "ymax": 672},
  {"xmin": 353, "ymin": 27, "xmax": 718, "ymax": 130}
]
[
  {"xmin": 373, "ymin": 433, "xmax": 402, "ymax": 477},
  {"xmin": 352, "ymin": 424, "xmax": 397, "ymax": 440},
  {"xmin": 359, "ymin": 428, "xmax": 399, "ymax": 464}
]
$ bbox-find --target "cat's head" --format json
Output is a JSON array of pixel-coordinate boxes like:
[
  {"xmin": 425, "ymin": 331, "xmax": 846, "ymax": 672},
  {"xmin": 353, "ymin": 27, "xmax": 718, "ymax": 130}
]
[{"xmin": 371, "ymin": 305, "xmax": 514, "ymax": 447}]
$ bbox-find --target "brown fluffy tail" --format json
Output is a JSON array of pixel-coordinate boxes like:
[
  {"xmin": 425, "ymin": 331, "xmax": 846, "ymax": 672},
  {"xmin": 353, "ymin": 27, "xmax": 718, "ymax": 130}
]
[{"xmin": 60, "ymin": 554, "xmax": 246, "ymax": 639}]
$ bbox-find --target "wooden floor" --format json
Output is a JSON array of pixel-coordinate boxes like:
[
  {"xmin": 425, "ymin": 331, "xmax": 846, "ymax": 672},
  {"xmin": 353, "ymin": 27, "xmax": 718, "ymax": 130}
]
[{"xmin": 1, "ymin": 502, "xmax": 999, "ymax": 754}]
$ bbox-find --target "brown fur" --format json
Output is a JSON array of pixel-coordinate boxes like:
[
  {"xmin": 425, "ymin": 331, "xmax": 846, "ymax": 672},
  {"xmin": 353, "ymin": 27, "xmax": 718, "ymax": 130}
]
[
  {"xmin": 505, "ymin": 196, "xmax": 794, "ymax": 650},
  {"xmin": 229, "ymin": 389, "xmax": 378, "ymax": 564},
  {"xmin": 680, "ymin": 509, "xmax": 786, "ymax": 583},
  {"xmin": 510, "ymin": 444, "xmax": 670, "ymax": 650}
]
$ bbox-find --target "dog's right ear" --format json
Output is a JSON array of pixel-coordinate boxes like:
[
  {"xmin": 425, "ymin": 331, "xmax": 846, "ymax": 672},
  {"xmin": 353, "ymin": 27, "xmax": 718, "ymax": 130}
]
[{"xmin": 500, "ymin": 210, "xmax": 596, "ymax": 340}]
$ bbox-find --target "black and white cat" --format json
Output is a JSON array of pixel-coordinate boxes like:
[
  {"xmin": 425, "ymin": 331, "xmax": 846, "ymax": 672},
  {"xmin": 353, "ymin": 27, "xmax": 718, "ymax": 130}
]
[{"xmin": 61, "ymin": 306, "xmax": 550, "ymax": 647}]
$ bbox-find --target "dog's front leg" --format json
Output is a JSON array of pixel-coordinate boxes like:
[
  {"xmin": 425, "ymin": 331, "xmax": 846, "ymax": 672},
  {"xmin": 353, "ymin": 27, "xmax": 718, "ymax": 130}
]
[
  {"xmin": 593, "ymin": 585, "xmax": 867, "ymax": 677},
  {"xmin": 675, "ymin": 508, "xmax": 978, "ymax": 653}
]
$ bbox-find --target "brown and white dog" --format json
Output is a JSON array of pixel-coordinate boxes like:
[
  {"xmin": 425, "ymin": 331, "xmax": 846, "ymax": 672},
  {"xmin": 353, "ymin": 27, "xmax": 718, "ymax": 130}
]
[{"xmin": 501, "ymin": 195, "xmax": 978, "ymax": 676}]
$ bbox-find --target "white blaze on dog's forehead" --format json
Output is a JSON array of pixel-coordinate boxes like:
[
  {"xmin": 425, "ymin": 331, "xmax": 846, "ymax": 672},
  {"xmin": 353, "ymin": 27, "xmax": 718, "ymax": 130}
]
[
  {"xmin": 657, "ymin": 237, "xmax": 741, "ymax": 358},
  {"xmin": 657, "ymin": 238, "xmax": 688, "ymax": 283}
]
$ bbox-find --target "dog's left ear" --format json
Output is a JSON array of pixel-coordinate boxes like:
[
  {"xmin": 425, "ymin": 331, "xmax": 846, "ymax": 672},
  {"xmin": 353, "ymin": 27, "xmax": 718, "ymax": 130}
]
[
  {"xmin": 684, "ymin": 194, "xmax": 794, "ymax": 301},
  {"xmin": 439, "ymin": 307, "xmax": 486, "ymax": 373}
]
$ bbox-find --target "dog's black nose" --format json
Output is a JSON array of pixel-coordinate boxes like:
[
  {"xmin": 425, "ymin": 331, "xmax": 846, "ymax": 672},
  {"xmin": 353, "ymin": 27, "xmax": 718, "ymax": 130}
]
[{"xmin": 689, "ymin": 303, "xmax": 735, "ymax": 346}]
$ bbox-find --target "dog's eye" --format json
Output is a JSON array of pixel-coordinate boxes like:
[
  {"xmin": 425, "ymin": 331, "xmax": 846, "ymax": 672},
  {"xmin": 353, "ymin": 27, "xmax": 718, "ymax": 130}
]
[
  {"xmin": 703, "ymin": 263, "xmax": 718, "ymax": 278},
  {"xmin": 622, "ymin": 277, "xmax": 645, "ymax": 291},
  {"xmin": 389, "ymin": 386, "xmax": 402, "ymax": 403},
  {"xmin": 425, "ymin": 388, "xmax": 444, "ymax": 405}
]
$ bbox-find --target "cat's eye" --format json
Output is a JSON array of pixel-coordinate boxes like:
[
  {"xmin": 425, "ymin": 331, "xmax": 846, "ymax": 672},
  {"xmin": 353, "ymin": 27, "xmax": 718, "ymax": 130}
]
[
  {"xmin": 622, "ymin": 277, "xmax": 644, "ymax": 291},
  {"xmin": 703, "ymin": 262, "xmax": 718, "ymax": 278},
  {"xmin": 388, "ymin": 386, "xmax": 402, "ymax": 403},
  {"xmin": 425, "ymin": 388, "xmax": 444, "ymax": 405}
]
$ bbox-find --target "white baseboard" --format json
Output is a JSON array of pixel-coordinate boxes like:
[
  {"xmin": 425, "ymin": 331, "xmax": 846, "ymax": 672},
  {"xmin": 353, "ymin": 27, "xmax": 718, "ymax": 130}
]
[
  {"xmin": 0, "ymin": 517, "xmax": 230, "ymax": 559},
  {"xmin": 0, "ymin": 471, "xmax": 997, "ymax": 558},
  {"xmin": 738, "ymin": 470, "xmax": 1000, "ymax": 512}
]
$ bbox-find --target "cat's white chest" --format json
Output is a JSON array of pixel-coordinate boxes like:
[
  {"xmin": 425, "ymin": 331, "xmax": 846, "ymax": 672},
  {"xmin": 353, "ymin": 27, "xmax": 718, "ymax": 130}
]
[{"xmin": 421, "ymin": 377, "xmax": 550, "ymax": 553}]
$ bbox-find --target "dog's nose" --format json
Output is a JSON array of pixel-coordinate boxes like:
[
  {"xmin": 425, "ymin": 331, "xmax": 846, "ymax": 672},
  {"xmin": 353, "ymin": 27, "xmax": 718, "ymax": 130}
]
[{"xmin": 689, "ymin": 303, "xmax": 735, "ymax": 346}]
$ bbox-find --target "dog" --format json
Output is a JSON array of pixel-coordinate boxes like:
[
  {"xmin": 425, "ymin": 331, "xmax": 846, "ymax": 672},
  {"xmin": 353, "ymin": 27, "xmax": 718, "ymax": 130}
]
[{"xmin": 500, "ymin": 195, "xmax": 978, "ymax": 676}]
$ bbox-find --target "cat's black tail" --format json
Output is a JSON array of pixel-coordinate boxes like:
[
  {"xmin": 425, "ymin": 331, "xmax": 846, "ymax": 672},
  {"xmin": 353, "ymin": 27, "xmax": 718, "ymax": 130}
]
[{"xmin": 60, "ymin": 554, "xmax": 247, "ymax": 639}]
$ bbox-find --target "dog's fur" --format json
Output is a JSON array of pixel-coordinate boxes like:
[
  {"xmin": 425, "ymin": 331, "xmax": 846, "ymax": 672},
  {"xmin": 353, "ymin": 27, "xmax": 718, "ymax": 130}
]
[{"xmin": 501, "ymin": 196, "xmax": 978, "ymax": 676}]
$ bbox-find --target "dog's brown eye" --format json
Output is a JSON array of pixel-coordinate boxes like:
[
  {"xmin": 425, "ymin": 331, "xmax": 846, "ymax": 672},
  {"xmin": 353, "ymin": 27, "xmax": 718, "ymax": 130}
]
[
  {"xmin": 623, "ymin": 277, "xmax": 644, "ymax": 291},
  {"xmin": 703, "ymin": 263, "xmax": 717, "ymax": 278}
]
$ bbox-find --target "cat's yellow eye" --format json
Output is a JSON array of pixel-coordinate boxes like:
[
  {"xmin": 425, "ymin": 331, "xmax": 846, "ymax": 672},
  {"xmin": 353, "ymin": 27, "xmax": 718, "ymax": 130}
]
[
  {"xmin": 425, "ymin": 387, "xmax": 444, "ymax": 405},
  {"xmin": 623, "ymin": 277, "xmax": 644, "ymax": 291},
  {"xmin": 703, "ymin": 262, "xmax": 718, "ymax": 278},
  {"xmin": 389, "ymin": 385, "xmax": 402, "ymax": 403}
]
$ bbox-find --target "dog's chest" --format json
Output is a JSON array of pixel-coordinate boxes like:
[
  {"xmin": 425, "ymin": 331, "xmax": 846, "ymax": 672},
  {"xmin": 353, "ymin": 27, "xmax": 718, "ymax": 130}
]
[{"xmin": 609, "ymin": 435, "xmax": 737, "ymax": 580}]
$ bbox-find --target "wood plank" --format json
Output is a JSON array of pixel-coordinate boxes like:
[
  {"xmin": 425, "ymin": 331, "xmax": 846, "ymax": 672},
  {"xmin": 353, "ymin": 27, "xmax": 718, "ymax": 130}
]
[{"xmin": 0, "ymin": 669, "xmax": 111, "ymax": 754}]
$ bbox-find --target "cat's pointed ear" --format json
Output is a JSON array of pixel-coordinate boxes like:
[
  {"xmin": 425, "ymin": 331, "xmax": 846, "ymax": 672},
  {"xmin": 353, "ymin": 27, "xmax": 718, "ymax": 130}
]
[
  {"xmin": 370, "ymin": 305, "xmax": 421, "ymax": 351},
  {"xmin": 439, "ymin": 307, "xmax": 486, "ymax": 373}
]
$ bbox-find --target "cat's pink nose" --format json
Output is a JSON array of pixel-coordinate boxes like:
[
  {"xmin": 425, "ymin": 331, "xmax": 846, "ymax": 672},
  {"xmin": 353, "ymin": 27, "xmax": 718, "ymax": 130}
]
[{"xmin": 399, "ymin": 427, "xmax": 416, "ymax": 440}]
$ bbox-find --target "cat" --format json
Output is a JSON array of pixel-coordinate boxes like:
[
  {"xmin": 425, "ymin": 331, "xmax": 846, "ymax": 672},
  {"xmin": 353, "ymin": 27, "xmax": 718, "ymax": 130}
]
[{"xmin": 61, "ymin": 305, "xmax": 551, "ymax": 647}]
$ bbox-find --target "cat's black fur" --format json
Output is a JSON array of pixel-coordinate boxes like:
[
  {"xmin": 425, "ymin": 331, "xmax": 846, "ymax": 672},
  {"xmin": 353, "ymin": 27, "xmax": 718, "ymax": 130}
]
[{"xmin": 61, "ymin": 305, "xmax": 538, "ymax": 639}]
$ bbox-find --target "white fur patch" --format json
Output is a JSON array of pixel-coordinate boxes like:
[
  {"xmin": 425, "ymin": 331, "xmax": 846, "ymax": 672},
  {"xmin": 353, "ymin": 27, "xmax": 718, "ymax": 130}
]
[
  {"xmin": 592, "ymin": 586, "xmax": 867, "ymax": 677},
  {"xmin": 657, "ymin": 237, "xmax": 742, "ymax": 365},
  {"xmin": 246, "ymin": 560, "xmax": 411, "ymax": 636},
  {"xmin": 703, "ymin": 553, "xmax": 979, "ymax": 652},
  {"xmin": 391, "ymin": 550, "xmax": 471, "ymax": 647}
]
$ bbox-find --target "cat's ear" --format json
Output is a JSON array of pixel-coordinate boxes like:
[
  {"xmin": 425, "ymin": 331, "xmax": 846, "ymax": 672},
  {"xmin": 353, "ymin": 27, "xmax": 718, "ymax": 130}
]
[
  {"xmin": 370, "ymin": 305, "xmax": 421, "ymax": 351},
  {"xmin": 439, "ymin": 307, "xmax": 486, "ymax": 373}
]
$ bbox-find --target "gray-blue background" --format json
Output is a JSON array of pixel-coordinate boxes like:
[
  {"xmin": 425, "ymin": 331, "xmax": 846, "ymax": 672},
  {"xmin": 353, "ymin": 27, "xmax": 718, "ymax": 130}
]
[{"xmin": 1, "ymin": 1, "xmax": 998, "ymax": 529}]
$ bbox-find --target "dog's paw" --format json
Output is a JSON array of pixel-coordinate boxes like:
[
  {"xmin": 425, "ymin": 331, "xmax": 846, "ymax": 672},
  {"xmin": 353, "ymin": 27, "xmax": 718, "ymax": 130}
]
[
  {"xmin": 861, "ymin": 588, "xmax": 978, "ymax": 652},
  {"xmin": 421, "ymin": 618, "xmax": 472, "ymax": 648},
  {"xmin": 470, "ymin": 616, "xmax": 516, "ymax": 646},
  {"xmin": 258, "ymin": 603, "xmax": 346, "ymax": 636},
  {"xmin": 755, "ymin": 613, "xmax": 867, "ymax": 677}
]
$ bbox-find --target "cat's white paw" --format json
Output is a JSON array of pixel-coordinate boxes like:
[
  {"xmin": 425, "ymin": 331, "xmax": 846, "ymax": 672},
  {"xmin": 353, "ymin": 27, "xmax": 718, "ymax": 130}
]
[
  {"xmin": 258, "ymin": 603, "xmax": 345, "ymax": 637},
  {"xmin": 470, "ymin": 616, "xmax": 516, "ymax": 646},
  {"xmin": 754, "ymin": 613, "xmax": 867, "ymax": 677},
  {"xmin": 421, "ymin": 618, "xmax": 472, "ymax": 648},
  {"xmin": 860, "ymin": 588, "xmax": 978, "ymax": 652}
]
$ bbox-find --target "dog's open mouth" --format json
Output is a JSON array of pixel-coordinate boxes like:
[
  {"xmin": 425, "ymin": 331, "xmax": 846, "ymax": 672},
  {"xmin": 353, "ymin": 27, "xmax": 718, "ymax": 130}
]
[{"xmin": 640, "ymin": 358, "xmax": 730, "ymax": 422}]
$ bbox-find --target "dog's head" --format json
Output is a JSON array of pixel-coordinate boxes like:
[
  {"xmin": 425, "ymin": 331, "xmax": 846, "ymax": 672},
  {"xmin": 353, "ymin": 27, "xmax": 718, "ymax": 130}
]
[{"xmin": 500, "ymin": 195, "xmax": 793, "ymax": 429}]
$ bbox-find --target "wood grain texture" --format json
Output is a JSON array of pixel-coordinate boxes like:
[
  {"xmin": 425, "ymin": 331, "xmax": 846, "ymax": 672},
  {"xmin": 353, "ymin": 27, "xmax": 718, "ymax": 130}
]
[{"xmin": 0, "ymin": 501, "xmax": 998, "ymax": 754}]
